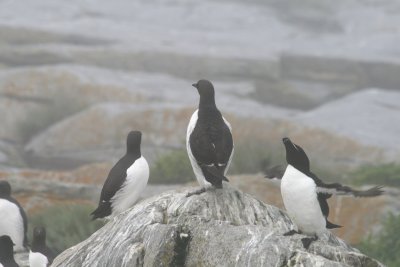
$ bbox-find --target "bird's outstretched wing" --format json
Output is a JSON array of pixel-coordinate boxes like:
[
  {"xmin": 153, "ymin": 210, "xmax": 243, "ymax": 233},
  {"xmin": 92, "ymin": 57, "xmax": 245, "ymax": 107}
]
[
  {"xmin": 264, "ymin": 165, "xmax": 285, "ymax": 180},
  {"xmin": 309, "ymin": 172, "xmax": 384, "ymax": 197}
]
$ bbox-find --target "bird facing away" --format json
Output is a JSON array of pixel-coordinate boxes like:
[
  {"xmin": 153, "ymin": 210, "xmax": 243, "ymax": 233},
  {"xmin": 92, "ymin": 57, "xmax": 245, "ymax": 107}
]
[
  {"xmin": 276, "ymin": 137, "xmax": 383, "ymax": 249},
  {"xmin": 0, "ymin": 235, "xmax": 19, "ymax": 267},
  {"xmin": 90, "ymin": 131, "xmax": 149, "ymax": 220},
  {"xmin": 186, "ymin": 79, "xmax": 234, "ymax": 195},
  {"xmin": 29, "ymin": 227, "xmax": 56, "ymax": 267},
  {"xmin": 0, "ymin": 181, "xmax": 28, "ymax": 252}
]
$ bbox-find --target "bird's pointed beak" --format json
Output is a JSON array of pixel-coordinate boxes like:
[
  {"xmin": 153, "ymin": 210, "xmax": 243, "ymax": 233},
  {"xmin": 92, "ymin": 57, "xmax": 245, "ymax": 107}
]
[{"xmin": 192, "ymin": 83, "xmax": 197, "ymax": 88}]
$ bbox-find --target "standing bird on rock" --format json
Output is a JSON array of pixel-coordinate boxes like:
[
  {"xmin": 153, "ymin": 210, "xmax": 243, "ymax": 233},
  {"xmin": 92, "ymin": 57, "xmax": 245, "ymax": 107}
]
[
  {"xmin": 29, "ymin": 226, "xmax": 56, "ymax": 267},
  {"xmin": 0, "ymin": 181, "xmax": 28, "ymax": 252},
  {"xmin": 90, "ymin": 131, "xmax": 149, "ymax": 220},
  {"xmin": 267, "ymin": 138, "xmax": 383, "ymax": 249},
  {"xmin": 0, "ymin": 235, "xmax": 19, "ymax": 267},
  {"xmin": 186, "ymin": 79, "xmax": 234, "ymax": 196}
]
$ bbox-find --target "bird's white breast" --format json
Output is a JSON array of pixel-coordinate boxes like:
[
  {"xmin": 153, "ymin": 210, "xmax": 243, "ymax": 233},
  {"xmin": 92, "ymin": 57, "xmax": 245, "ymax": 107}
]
[
  {"xmin": 111, "ymin": 156, "xmax": 149, "ymax": 215},
  {"xmin": 29, "ymin": 251, "xmax": 48, "ymax": 267},
  {"xmin": 0, "ymin": 199, "xmax": 24, "ymax": 251},
  {"xmin": 281, "ymin": 165, "xmax": 326, "ymax": 235}
]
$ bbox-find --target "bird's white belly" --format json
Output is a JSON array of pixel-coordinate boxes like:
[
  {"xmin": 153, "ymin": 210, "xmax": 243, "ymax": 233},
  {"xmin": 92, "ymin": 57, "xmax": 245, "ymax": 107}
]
[
  {"xmin": 111, "ymin": 156, "xmax": 149, "ymax": 215},
  {"xmin": 29, "ymin": 251, "xmax": 48, "ymax": 267},
  {"xmin": 0, "ymin": 199, "xmax": 24, "ymax": 251},
  {"xmin": 281, "ymin": 165, "xmax": 326, "ymax": 235}
]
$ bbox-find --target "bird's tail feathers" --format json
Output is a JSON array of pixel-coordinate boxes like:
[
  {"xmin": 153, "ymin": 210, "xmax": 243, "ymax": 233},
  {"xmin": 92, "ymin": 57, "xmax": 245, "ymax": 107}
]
[
  {"xmin": 326, "ymin": 220, "xmax": 342, "ymax": 229},
  {"xmin": 201, "ymin": 165, "xmax": 229, "ymax": 188},
  {"xmin": 90, "ymin": 201, "xmax": 111, "ymax": 221}
]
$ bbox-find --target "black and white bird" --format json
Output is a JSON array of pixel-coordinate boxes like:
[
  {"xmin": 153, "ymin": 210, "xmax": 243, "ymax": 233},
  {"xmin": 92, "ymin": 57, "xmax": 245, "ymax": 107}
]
[
  {"xmin": 0, "ymin": 235, "xmax": 19, "ymax": 267},
  {"xmin": 0, "ymin": 181, "xmax": 28, "ymax": 252},
  {"xmin": 29, "ymin": 227, "xmax": 56, "ymax": 267},
  {"xmin": 186, "ymin": 79, "xmax": 234, "ymax": 195},
  {"xmin": 90, "ymin": 131, "xmax": 149, "ymax": 220},
  {"xmin": 268, "ymin": 137, "xmax": 383, "ymax": 248}
]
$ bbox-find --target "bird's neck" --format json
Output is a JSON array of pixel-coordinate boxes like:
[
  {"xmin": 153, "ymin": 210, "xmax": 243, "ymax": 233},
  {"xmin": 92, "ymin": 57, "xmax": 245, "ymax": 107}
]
[
  {"xmin": 32, "ymin": 240, "xmax": 45, "ymax": 252},
  {"xmin": 199, "ymin": 95, "xmax": 216, "ymax": 109},
  {"xmin": 126, "ymin": 149, "xmax": 141, "ymax": 159}
]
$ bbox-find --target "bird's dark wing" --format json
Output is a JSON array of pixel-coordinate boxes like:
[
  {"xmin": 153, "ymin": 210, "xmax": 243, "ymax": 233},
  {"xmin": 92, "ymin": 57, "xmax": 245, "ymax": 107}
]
[
  {"xmin": 189, "ymin": 121, "xmax": 233, "ymax": 187},
  {"xmin": 316, "ymin": 183, "xmax": 384, "ymax": 197},
  {"xmin": 190, "ymin": 123, "xmax": 233, "ymax": 166},
  {"xmin": 316, "ymin": 192, "xmax": 341, "ymax": 228},
  {"xmin": 212, "ymin": 123, "xmax": 234, "ymax": 169},
  {"xmin": 317, "ymin": 193, "xmax": 330, "ymax": 218},
  {"xmin": 99, "ymin": 162, "xmax": 128, "ymax": 202},
  {"xmin": 90, "ymin": 156, "xmax": 133, "ymax": 219},
  {"xmin": 309, "ymin": 171, "xmax": 382, "ymax": 228},
  {"xmin": 43, "ymin": 245, "xmax": 57, "ymax": 264},
  {"xmin": 309, "ymin": 171, "xmax": 384, "ymax": 197},
  {"xmin": 9, "ymin": 196, "xmax": 29, "ymax": 247},
  {"xmin": 264, "ymin": 165, "xmax": 285, "ymax": 180},
  {"xmin": 189, "ymin": 124, "xmax": 218, "ymax": 165},
  {"xmin": 307, "ymin": 172, "xmax": 343, "ymax": 228}
]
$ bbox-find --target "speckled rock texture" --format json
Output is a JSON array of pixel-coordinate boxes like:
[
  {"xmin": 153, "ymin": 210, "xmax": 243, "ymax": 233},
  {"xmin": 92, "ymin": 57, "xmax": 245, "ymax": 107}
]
[{"xmin": 52, "ymin": 186, "xmax": 383, "ymax": 267}]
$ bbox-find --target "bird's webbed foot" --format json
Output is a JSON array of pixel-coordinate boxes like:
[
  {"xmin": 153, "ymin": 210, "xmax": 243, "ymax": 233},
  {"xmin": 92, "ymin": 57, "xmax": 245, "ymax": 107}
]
[
  {"xmin": 301, "ymin": 235, "xmax": 318, "ymax": 249},
  {"xmin": 283, "ymin": 229, "xmax": 300, "ymax": 236},
  {"xmin": 186, "ymin": 187, "xmax": 207, "ymax": 197}
]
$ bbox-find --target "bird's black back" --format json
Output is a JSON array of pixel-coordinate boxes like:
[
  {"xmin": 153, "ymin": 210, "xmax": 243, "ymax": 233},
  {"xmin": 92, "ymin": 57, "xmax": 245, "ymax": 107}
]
[{"xmin": 190, "ymin": 108, "xmax": 233, "ymax": 171}]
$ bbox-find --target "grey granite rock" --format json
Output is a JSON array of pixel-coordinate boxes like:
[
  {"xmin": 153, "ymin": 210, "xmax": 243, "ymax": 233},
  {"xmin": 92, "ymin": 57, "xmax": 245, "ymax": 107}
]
[
  {"xmin": 297, "ymin": 88, "xmax": 400, "ymax": 157},
  {"xmin": 51, "ymin": 186, "xmax": 383, "ymax": 267}
]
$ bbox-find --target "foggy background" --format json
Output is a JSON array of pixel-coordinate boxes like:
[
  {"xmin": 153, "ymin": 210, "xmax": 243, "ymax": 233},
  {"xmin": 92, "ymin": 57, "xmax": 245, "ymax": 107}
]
[{"xmin": 0, "ymin": 0, "xmax": 399, "ymax": 264}]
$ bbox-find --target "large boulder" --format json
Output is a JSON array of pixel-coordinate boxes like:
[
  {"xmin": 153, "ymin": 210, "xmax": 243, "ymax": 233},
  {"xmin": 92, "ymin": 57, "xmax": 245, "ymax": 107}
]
[
  {"xmin": 296, "ymin": 88, "xmax": 400, "ymax": 158},
  {"xmin": 52, "ymin": 186, "xmax": 383, "ymax": 267}
]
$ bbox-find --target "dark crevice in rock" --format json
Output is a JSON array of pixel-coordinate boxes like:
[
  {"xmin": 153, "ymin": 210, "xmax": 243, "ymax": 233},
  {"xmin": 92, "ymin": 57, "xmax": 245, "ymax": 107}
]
[
  {"xmin": 171, "ymin": 227, "xmax": 191, "ymax": 267},
  {"xmin": 136, "ymin": 245, "xmax": 145, "ymax": 267},
  {"xmin": 162, "ymin": 211, "xmax": 168, "ymax": 224},
  {"xmin": 280, "ymin": 251, "xmax": 297, "ymax": 267}
]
